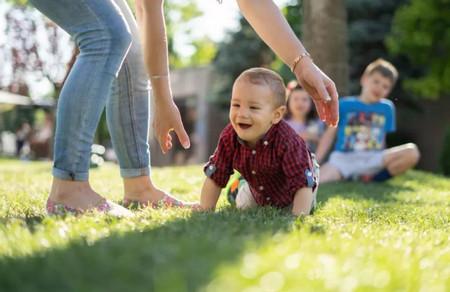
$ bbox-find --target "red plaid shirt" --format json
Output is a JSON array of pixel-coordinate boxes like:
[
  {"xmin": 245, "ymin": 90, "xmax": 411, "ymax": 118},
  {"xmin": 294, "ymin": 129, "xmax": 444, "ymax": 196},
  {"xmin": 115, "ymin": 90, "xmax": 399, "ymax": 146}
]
[{"xmin": 204, "ymin": 120, "xmax": 317, "ymax": 208}]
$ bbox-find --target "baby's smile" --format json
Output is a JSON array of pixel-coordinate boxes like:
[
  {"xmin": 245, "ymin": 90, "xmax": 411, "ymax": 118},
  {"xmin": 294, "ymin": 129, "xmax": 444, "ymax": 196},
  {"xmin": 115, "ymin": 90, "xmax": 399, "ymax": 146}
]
[{"xmin": 237, "ymin": 122, "xmax": 252, "ymax": 130}]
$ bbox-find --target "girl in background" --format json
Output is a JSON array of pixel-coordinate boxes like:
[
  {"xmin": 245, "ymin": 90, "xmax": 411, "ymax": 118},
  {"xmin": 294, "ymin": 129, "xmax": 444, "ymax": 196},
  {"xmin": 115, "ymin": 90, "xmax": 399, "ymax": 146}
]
[{"xmin": 285, "ymin": 80, "xmax": 325, "ymax": 152}]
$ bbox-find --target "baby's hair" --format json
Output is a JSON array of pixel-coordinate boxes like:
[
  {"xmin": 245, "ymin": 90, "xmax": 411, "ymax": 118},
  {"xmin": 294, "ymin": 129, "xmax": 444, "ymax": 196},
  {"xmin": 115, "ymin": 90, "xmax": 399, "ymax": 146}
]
[
  {"xmin": 236, "ymin": 67, "xmax": 287, "ymax": 107},
  {"xmin": 364, "ymin": 58, "xmax": 399, "ymax": 85}
]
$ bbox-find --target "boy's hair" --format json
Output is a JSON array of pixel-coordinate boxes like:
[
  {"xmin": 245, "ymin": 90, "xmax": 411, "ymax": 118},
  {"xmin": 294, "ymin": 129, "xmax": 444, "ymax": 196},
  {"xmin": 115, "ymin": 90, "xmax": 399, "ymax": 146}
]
[
  {"xmin": 236, "ymin": 67, "xmax": 287, "ymax": 107},
  {"xmin": 364, "ymin": 58, "xmax": 399, "ymax": 85}
]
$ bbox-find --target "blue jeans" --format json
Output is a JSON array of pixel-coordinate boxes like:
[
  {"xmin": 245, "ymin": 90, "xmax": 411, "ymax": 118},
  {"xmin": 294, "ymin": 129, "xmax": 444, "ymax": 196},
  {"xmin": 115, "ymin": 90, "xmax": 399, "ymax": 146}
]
[{"xmin": 30, "ymin": 0, "xmax": 151, "ymax": 181}]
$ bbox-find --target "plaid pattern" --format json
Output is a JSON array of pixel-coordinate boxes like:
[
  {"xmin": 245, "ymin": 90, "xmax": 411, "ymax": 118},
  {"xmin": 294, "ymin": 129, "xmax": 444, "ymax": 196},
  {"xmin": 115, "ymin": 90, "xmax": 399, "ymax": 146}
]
[{"xmin": 204, "ymin": 120, "xmax": 317, "ymax": 208}]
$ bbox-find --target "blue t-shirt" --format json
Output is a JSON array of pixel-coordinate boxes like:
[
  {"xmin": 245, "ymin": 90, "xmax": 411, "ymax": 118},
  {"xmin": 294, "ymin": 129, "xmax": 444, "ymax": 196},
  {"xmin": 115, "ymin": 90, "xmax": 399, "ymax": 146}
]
[{"xmin": 334, "ymin": 97, "xmax": 396, "ymax": 152}]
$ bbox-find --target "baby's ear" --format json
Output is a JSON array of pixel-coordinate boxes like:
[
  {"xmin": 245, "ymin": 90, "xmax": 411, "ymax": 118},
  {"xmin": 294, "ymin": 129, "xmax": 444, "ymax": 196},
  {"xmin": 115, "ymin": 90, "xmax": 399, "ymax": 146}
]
[{"xmin": 273, "ymin": 105, "xmax": 287, "ymax": 124}]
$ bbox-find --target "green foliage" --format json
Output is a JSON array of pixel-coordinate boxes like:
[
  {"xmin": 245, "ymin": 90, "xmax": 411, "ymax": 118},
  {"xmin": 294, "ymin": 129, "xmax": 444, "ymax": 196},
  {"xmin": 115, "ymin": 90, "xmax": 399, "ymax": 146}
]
[
  {"xmin": 346, "ymin": 0, "xmax": 413, "ymax": 99},
  {"xmin": 213, "ymin": 2, "xmax": 301, "ymax": 105},
  {"xmin": 440, "ymin": 126, "xmax": 450, "ymax": 176},
  {"xmin": 6, "ymin": 0, "xmax": 28, "ymax": 6},
  {"xmin": 164, "ymin": 1, "xmax": 205, "ymax": 68},
  {"xmin": 187, "ymin": 37, "xmax": 218, "ymax": 67},
  {"xmin": 213, "ymin": 17, "xmax": 273, "ymax": 104},
  {"xmin": 387, "ymin": 0, "xmax": 450, "ymax": 99},
  {"xmin": 0, "ymin": 161, "xmax": 449, "ymax": 290}
]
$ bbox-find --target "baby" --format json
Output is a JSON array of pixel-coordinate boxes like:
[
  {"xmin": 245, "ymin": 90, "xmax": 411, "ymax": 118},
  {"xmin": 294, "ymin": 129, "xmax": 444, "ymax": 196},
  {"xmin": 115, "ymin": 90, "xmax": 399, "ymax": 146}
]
[{"xmin": 198, "ymin": 68, "xmax": 319, "ymax": 216}]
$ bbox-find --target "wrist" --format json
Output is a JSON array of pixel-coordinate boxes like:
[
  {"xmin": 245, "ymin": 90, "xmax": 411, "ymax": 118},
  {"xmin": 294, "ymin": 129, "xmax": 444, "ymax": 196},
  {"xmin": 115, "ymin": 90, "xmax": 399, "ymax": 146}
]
[{"xmin": 290, "ymin": 51, "xmax": 313, "ymax": 73}]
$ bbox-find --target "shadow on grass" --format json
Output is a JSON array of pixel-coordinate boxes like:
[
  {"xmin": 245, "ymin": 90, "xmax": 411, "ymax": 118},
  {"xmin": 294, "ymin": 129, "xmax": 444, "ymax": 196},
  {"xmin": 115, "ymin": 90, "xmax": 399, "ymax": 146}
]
[
  {"xmin": 0, "ymin": 207, "xmax": 294, "ymax": 292},
  {"xmin": 317, "ymin": 178, "xmax": 414, "ymax": 205}
]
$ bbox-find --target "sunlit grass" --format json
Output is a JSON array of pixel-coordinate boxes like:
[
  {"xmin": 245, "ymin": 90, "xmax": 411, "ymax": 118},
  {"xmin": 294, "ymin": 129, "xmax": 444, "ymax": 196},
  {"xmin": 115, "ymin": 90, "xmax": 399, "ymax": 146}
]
[{"xmin": 0, "ymin": 159, "xmax": 449, "ymax": 291}]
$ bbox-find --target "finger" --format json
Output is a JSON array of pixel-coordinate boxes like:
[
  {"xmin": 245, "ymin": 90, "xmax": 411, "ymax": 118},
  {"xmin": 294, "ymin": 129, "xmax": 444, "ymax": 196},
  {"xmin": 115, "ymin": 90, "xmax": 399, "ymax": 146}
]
[
  {"xmin": 158, "ymin": 135, "xmax": 168, "ymax": 154},
  {"xmin": 315, "ymin": 79, "xmax": 332, "ymax": 103},
  {"xmin": 325, "ymin": 80, "xmax": 339, "ymax": 126},
  {"xmin": 303, "ymin": 83, "xmax": 327, "ymax": 122},
  {"xmin": 166, "ymin": 140, "xmax": 173, "ymax": 150},
  {"xmin": 174, "ymin": 121, "xmax": 191, "ymax": 149},
  {"xmin": 312, "ymin": 96, "xmax": 326, "ymax": 122},
  {"xmin": 158, "ymin": 131, "xmax": 172, "ymax": 154},
  {"xmin": 165, "ymin": 133, "xmax": 173, "ymax": 150}
]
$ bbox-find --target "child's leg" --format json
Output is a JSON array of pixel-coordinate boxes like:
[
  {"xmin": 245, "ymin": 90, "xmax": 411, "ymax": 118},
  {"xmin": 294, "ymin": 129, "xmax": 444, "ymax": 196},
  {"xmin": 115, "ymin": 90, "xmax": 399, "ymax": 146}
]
[
  {"xmin": 319, "ymin": 163, "xmax": 343, "ymax": 183},
  {"xmin": 382, "ymin": 143, "xmax": 420, "ymax": 176},
  {"xmin": 235, "ymin": 181, "xmax": 258, "ymax": 210}
]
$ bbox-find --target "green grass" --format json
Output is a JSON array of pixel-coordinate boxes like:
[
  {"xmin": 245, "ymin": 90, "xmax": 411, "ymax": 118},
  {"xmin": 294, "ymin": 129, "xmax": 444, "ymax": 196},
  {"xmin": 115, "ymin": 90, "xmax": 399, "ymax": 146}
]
[{"xmin": 0, "ymin": 159, "xmax": 449, "ymax": 292}]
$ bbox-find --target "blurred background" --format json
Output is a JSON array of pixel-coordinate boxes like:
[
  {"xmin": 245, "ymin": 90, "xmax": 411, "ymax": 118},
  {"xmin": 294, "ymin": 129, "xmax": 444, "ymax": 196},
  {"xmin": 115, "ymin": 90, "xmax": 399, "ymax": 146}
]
[{"xmin": 0, "ymin": 0, "xmax": 449, "ymax": 175}]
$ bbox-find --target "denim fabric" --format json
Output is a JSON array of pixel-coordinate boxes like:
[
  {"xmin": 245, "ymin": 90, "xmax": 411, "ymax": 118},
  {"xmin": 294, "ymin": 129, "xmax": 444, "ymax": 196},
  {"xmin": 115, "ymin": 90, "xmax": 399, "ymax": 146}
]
[{"xmin": 30, "ymin": 0, "xmax": 151, "ymax": 180}]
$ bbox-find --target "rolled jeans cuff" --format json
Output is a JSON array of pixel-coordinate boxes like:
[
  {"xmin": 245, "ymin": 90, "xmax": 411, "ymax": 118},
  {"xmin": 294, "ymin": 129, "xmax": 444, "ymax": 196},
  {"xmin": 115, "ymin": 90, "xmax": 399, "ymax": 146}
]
[
  {"xmin": 120, "ymin": 166, "xmax": 150, "ymax": 178},
  {"xmin": 52, "ymin": 167, "xmax": 89, "ymax": 181}
]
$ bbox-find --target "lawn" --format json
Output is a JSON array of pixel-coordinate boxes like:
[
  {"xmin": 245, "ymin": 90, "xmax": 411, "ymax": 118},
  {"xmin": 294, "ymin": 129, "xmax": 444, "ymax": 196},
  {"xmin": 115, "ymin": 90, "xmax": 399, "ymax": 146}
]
[{"xmin": 0, "ymin": 159, "xmax": 449, "ymax": 291}]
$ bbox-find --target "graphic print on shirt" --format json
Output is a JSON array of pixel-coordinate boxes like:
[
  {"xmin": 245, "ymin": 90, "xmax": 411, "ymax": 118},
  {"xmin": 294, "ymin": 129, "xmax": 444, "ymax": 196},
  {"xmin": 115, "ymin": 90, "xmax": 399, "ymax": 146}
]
[{"xmin": 342, "ymin": 111, "xmax": 387, "ymax": 151}]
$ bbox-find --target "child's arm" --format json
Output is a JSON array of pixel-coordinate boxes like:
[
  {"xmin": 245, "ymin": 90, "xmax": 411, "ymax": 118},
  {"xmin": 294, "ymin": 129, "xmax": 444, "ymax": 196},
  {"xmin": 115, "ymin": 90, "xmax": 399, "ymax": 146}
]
[
  {"xmin": 315, "ymin": 126, "xmax": 337, "ymax": 164},
  {"xmin": 199, "ymin": 178, "xmax": 222, "ymax": 211},
  {"xmin": 291, "ymin": 187, "xmax": 314, "ymax": 216}
]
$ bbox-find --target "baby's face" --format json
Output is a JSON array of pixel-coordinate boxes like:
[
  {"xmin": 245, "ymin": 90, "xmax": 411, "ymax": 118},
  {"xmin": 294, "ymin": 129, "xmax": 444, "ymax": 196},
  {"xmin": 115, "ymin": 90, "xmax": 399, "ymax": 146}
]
[{"xmin": 229, "ymin": 79, "xmax": 283, "ymax": 147}]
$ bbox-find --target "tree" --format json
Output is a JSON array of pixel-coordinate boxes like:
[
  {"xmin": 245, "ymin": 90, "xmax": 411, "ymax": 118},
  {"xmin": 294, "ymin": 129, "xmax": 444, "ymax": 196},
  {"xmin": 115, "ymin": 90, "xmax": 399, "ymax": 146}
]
[
  {"xmin": 387, "ymin": 0, "xmax": 450, "ymax": 99},
  {"xmin": 0, "ymin": 4, "xmax": 73, "ymax": 98},
  {"xmin": 303, "ymin": 0, "xmax": 349, "ymax": 95},
  {"xmin": 213, "ymin": 2, "xmax": 301, "ymax": 106},
  {"xmin": 346, "ymin": 0, "xmax": 415, "ymax": 100}
]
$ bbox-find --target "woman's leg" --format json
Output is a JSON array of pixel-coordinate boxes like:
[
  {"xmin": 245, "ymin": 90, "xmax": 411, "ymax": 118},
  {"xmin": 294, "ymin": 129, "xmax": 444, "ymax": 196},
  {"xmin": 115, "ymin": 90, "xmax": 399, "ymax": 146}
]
[
  {"xmin": 30, "ymin": 0, "xmax": 132, "ymax": 209},
  {"xmin": 107, "ymin": 0, "xmax": 178, "ymax": 204}
]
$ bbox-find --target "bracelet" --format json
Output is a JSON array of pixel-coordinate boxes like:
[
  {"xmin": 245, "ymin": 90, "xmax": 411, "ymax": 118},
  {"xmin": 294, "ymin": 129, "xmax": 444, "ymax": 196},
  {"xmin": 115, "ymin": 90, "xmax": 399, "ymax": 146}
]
[
  {"xmin": 290, "ymin": 52, "xmax": 312, "ymax": 73},
  {"xmin": 150, "ymin": 74, "xmax": 169, "ymax": 79}
]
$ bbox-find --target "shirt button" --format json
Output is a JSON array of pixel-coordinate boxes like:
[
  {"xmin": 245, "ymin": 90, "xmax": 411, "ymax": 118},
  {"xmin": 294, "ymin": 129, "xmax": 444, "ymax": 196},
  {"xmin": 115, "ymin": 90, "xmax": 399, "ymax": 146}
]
[
  {"xmin": 252, "ymin": 150, "xmax": 256, "ymax": 155},
  {"xmin": 251, "ymin": 170, "xmax": 256, "ymax": 175},
  {"xmin": 266, "ymin": 197, "xmax": 271, "ymax": 201},
  {"xmin": 263, "ymin": 141, "xmax": 268, "ymax": 146},
  {"xmin": 259, "ymin": 186, "xmax": 264, "ymax": 191}
]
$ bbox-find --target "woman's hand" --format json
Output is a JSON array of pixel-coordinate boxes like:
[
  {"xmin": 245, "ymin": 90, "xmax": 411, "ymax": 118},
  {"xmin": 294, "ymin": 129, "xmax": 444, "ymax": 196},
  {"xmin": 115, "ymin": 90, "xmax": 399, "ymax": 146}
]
[
  {"xmin": 153, "ymin": 99, "xmax": 190, "ymax": 154},
  {"xmin": 294, "ymin": 58, "xmax": 339, "ymax": 127}
]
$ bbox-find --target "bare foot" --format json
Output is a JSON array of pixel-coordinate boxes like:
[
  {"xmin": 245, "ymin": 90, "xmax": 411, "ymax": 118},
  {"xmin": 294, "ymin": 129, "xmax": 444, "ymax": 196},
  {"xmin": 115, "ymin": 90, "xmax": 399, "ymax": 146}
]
[
  {"xmin": 123, "ymin": 176, "xmax": 167, "ymax": 204},
  {"xmin": 48, "ymin": 177, "xmax": 105, "ymax": 210},
  {"xmin": 123, "ymin": 176, "xmax": 195, "ymax": 209}
]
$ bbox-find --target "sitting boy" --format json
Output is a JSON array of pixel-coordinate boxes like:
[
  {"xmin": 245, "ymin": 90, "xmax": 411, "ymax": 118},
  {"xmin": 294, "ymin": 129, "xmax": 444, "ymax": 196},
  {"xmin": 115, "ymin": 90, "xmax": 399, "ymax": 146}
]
[
  {"xmin": 198, "ymin": 68, "xmax": 319, "ymax": 216},
  {"xmin": 316, "ymin": 58, "xmax": 420, "ymax": 183}
]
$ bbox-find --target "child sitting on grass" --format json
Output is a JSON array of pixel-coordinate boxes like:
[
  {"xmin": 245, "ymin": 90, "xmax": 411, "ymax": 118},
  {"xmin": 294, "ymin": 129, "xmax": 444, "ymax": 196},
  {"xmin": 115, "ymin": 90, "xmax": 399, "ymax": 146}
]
[
  {"xmin": 198, "ymin": 68, "xmax": 319, "ymax": 216},
  {"xmin": 316, "ymin": 58, "xmax": 420, "ymax": 183},
  {"xmin": 284, "ymin": 80, "xmax": 325, "ymax": 152}
]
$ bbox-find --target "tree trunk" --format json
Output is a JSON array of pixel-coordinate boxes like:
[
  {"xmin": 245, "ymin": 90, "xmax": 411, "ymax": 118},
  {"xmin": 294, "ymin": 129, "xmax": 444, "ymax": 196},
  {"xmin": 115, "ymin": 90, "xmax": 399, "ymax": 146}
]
[{"xmin": 303, "ymin": 0, "xmax": 349, "ymax": 95}]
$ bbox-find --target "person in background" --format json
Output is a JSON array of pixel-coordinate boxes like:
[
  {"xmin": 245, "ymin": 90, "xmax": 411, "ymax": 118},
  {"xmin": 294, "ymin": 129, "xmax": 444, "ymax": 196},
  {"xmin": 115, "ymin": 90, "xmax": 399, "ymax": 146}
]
[
  {"xmin": 15, "ymin": 121, "xmax": 31, "ymax": 157},
  {"xmin": 285, "ymin": 80, "xmax": 325, "ymax": 152},
  {"xmin": 316, "ymin": 59, "xmax": 420, "ymax": 183}
]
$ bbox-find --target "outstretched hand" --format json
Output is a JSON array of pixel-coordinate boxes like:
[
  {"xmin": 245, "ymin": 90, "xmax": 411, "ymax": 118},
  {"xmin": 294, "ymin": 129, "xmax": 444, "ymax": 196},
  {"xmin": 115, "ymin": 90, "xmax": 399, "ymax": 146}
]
[
  {"xmin": 153, "ymin": 100, "xmax": 190, "ymax": 154},
  {"xmin": 294, "ymin": 58, "xmax": 339, "ymax": 127}
]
